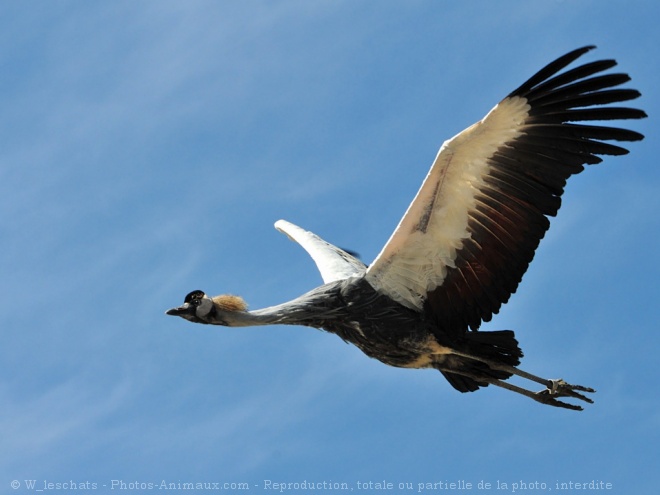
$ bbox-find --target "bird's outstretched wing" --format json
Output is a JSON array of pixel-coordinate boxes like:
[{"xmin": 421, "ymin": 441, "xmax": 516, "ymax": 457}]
[
  {"xmin": 275, "ymin": 219, "xmax": 367, "ymax": 283},
  {"xmin": 365, "ymin": 46, "xmax": 645, "ymax": 336}
]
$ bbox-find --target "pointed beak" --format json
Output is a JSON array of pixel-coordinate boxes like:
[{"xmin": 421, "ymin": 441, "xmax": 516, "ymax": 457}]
[{"xmin": 165, "ymin": 303, "xmax": 194, "ymax": 317}]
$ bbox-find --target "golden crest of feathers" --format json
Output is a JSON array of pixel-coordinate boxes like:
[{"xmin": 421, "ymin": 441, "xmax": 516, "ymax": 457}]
[{"xmin": 211, "ymin": 294, "xmax": 248, "ymax": 312}]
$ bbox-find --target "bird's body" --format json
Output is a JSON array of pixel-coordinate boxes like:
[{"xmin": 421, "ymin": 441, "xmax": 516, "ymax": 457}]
[
  {"xmin": 249, "ymin": 277, "xmax": 442, "ymax": 369},
  {"xmin": 167, "ymin": 47, "xmax": 646, "ymax": 410}
]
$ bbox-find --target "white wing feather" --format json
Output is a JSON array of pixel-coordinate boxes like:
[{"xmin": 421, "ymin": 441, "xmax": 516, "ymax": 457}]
[
  {"xmin": 275, "ymin": 220, "xmax": 366, "ymax": 283},
  {"xmin": 365, "ymin": 96, "xmax": 531, "ymax": 310}
]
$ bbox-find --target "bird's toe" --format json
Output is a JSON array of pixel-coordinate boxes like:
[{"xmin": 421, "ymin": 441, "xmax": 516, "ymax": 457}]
[{"xmin": 534, "ymin": 379, "xmax": 595, "ymax": 409}]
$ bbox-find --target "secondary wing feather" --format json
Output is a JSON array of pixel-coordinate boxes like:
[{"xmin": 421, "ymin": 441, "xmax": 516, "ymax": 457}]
[{"xmin": 365, "ymin": 46, "xmax": 645, "ymax": 337}]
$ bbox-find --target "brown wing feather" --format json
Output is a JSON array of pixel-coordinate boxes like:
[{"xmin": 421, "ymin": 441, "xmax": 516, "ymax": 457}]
[{"xmin": 426, "ymin": 46, "xmax": 646, "ymax": 338}]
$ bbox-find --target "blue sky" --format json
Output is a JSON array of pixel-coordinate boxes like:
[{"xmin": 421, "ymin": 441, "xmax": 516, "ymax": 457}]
[{"xmin": 1, "ymin": 1, "xmax": 658, "ymax": 493}]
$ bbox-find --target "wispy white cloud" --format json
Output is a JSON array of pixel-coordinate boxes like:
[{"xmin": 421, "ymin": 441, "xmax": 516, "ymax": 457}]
[{"xmin": 0, "ymin": 373, "xmax": 135, "ymax": 478}]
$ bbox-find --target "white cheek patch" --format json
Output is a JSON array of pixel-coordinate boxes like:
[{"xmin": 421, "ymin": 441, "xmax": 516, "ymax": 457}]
[{"xmin": 196, "ymin": 297, "xmax": 214, "ymax": 317}]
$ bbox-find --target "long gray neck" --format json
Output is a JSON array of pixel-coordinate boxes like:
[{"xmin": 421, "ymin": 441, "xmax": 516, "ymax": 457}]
[
  {"xmin": 211, "ymin": 282, "xmax": 345, "ymax": 327},
  {"xmin": 215, "ymin": 302, "xmax": 312, "ymax": 327}
]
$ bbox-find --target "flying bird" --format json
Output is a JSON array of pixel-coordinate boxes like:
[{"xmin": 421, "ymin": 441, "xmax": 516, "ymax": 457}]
[{"xmin": 167, "ymin": 46, "xmax": 645, "ymax": 410}]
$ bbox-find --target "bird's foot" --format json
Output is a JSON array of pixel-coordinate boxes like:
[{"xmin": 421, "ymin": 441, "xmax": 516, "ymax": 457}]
[{"xmin": 534, "ymin": 379, "xmax": 595, "ymax": 411}]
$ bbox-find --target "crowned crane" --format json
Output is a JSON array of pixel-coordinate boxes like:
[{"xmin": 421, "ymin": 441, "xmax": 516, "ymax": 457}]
[{"xmin": 167, "ymin": 46, "xmax": 646, "ymax": 410}]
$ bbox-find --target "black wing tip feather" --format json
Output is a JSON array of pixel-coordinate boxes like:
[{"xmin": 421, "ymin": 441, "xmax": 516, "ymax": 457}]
[
  {"xmin": 508, "ymin": 46, "xmax": 645, "ymax": 117},
  {"xmin": 508, "ymin": 46, "xmax": 646, "ymax": 146},
  {"xmin": 510, "ymin": 45, "xmax": 646, "ymax": 145},
  {"xmin": 508, "ymin": 45, "xmax": 597, "ymax": 98}
]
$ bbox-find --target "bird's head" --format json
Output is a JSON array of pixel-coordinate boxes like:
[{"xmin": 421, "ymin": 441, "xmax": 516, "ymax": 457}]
[{"xmin": 166, "ymin": 290, "xmax": 248, "ymax": 325}]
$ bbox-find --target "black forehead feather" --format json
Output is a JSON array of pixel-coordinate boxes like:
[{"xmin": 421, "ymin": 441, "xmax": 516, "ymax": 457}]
[{"xmin": 184, "ymin": 290, "xmax": 205, "ymax": 303}]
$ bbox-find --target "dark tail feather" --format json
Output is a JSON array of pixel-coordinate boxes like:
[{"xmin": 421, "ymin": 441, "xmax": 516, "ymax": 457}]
[
  {"xmin": 441, "ymin": 370, "xmax": 482, "ymax": 393},
  {"xmin": 464, "ymin": 330, "xmax": 523, "ymax": 367},
  {"xmin": 440, "ymin": 330, "xmax": 523, "ymax": 393}
]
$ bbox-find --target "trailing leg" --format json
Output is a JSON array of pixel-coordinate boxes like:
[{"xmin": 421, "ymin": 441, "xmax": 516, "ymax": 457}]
[
  {"xmin": 434, "ymin": 353, "xmax": 595, "ymax": 410},
  {"xmin": 489, "ymin": 378, "xmax": 593, "ymax": 411}
]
